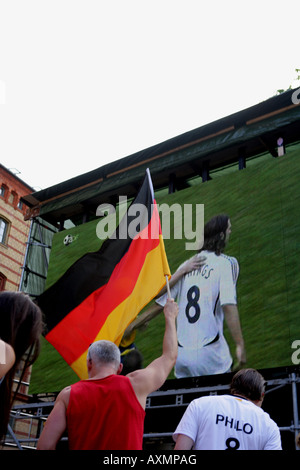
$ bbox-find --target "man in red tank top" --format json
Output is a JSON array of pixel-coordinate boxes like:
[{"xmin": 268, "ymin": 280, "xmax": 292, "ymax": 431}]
[{"xmin": 37, "ymin": 298, "xmax": 178, "ymax": 450}]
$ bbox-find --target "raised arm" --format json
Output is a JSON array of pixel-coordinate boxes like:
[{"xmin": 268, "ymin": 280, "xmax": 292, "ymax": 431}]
[{"xmin": 127, "ymin": 298, "xmax": 178, "ymax": 409}]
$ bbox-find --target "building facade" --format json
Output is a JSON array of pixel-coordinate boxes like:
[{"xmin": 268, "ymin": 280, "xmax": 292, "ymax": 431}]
[{"xmin": 0, "ymin": 164, "xmax": 33, "ymax": 292}]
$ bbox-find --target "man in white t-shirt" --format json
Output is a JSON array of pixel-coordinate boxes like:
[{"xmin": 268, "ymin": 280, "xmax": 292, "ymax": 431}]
[{"xmin": 173, "ymin": 368, "xmax": 282, "ymax": 450}]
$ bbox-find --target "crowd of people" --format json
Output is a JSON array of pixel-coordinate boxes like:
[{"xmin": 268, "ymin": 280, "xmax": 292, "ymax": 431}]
[{"xmin": 0, "ymin": 214, "xmax": 284, "ymax": 450}]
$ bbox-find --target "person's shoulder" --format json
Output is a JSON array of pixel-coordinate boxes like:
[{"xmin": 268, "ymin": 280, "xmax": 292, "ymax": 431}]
[
  {"xmin": 192, "ymin": 394, "xmax": 221, "ymax": 407},
  {"xmin": 219, "ymin": 253, "xmax": 239, "ymax": 277},
  {"xmin": 219, "ymin": 253, "xmax": 239, "ymax": 265},
  {"xmin": 58, "ymin": 385, "xmax": 71, "ymax": 397},
  {"xmin": 126, "ymin": 368, "xmax": 145, "ymax": 383},
  {"xmin": 55, "ymin": 385, "xmax": 71, "ymax": 409}
]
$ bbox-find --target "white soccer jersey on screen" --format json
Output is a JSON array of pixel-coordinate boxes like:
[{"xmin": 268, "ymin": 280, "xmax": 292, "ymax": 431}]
[{"xmin": 157, "ymin": 251, "xmax": 239, "ymax": 350}]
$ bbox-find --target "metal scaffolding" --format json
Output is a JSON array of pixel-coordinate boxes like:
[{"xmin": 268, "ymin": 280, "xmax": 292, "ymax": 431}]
[
  {"xmin": 19, "ymin": 216, "xmax": 56, "ymax": 298},
  {"xmin": 3, "ymin": 367, "xmax": 299, "ymax": 450}
]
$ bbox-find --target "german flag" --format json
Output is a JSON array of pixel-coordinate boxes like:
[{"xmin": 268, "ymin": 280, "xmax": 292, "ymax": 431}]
[{"xmin": 37, "ymin": 169, "xmax": 170, "ymax": 379}]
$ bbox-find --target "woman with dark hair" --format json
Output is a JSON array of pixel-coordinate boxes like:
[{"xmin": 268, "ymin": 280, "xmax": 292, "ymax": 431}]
[{"xmin": 0, "ymin": 291, "xmax": 44, "ymax": 441}]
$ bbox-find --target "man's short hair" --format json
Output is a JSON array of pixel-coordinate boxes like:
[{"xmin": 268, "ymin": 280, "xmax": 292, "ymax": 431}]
[
  {"xmin": 230, "ymin": 368, "xmax": 266, "ymax": 401},
  {"xmin": 88, "ymin": 340, "xmax": 120, "ymax": 369}
]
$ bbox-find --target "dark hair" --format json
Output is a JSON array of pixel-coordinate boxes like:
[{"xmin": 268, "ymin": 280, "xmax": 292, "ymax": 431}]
[
  {"xmin": 230, "ymin": 368, "xmax": 265, "ymax": 402},
  {"xmin": 199, "ymin": 214, "xmax": 230, "ymax": 255},
  {"xmin": 0, "ymin": 291, "xmax": 44, "ymax": 441},
  {"xmin": 121, "ymin": 349, "xmax": 143, "ymax": 375}
]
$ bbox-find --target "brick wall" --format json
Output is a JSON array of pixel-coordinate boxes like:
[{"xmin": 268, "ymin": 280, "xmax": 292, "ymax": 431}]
[
  {"xmin": 0, "ymin": 165, "xmax": 32, "ymax": 291},
  {"xmin": 0, "ymin": 165, "xmax": 34, "ymax": 413}
]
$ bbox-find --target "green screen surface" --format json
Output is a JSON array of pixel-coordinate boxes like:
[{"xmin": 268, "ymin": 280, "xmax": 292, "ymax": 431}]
[{"xmin": 30, "ymin": 144, "xmax": 300, "ymax": 393}]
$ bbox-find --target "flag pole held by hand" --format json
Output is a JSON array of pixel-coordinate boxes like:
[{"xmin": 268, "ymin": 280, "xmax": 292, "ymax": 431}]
[{"xmin": 165, "ymin": 275, "xmax": 171, "ymax": 299}]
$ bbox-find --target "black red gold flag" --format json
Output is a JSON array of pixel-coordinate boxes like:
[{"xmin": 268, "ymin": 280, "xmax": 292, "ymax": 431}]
[{"xmin": 37, "ymin": 169, "xmax": 170, "ymax": 378}]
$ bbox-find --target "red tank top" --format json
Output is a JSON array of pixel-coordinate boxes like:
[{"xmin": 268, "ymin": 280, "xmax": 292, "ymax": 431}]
[{"xmin": 66, "ymin": 374, "xmax": 145, "ymax": 450}]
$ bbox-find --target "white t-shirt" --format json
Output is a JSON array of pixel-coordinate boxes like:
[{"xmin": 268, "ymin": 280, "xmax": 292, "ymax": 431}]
[
  {"xmin": 156, "ymin": 251, "xmax": 239, "ymax": 376},
  {"xmin": 173, "ymin": 394, "xmax": 282, "ymax": 450}
]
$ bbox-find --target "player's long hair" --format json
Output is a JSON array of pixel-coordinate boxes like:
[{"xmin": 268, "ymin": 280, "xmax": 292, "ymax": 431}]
[
  {"xmin": 199, "ymin": 214, "xmax": 230, "ymax": 255},
  {"xmin": 0, "ymin": 291, "xmax": 44, "ymax": 442}
]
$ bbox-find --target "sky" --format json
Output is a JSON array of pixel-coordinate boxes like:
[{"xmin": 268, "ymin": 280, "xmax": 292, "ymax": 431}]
[{"xmin": 0, "ymin": 0, "xmax": 299, "ymax": 192}]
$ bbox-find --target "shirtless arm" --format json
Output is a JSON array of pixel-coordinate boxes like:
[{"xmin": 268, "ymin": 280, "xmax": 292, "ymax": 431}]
[
  {"xmin": 37, "ymin": 386, "xmax": 70, "ymax": 450},
  {"xmin": 127, "ymin": 298, "xmax": 178, "ymax": 409},
  {"xmin": 174, "ymin": 434, "xmax": 194, "ymax": 450}
]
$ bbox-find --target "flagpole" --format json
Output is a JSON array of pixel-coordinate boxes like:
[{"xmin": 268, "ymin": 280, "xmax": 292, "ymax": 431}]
[
  {"xmin": 146, "ymin": 167, "xmax": 155, "ymax": 200},
  {"xmin": 165, "ymin": 275, "xmax": 171, "ymax": 299},
  {"xmin": 148, "ymin": 166, "xmax": 171, "ymax": 300}
]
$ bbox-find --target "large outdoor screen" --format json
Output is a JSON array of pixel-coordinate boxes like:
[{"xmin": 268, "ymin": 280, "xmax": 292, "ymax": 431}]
[{"xmin": 30, "ymin": 144, "xmax": 300, "ymax": 393}]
